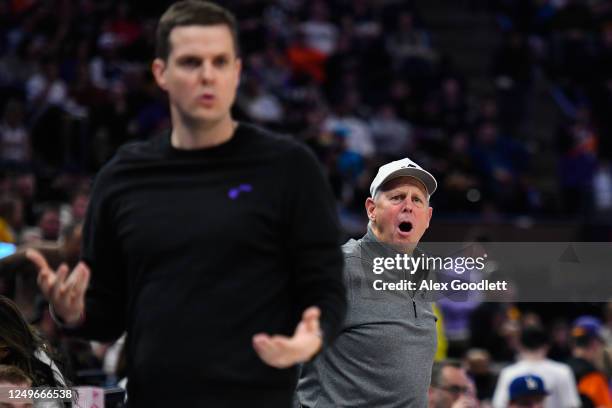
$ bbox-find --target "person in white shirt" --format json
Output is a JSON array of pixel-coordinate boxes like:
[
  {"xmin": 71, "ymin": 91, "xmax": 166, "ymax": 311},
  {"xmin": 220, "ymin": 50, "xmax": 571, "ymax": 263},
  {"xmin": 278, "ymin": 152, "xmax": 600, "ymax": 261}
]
[{"xmin": 492, "ymin": 326, "xmax": 580, "ymax": 408}]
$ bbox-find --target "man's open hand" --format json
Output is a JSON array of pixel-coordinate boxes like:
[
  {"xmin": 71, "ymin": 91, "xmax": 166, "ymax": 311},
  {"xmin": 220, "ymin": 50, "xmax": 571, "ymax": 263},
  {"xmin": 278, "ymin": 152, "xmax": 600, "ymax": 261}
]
[
  {"xmin": 26, "ymin": 249, "xmax": 90, "ymax": 325},
  {"xmin": 253, "ymin": 306, "xmax": 323, "ymax": 368}
]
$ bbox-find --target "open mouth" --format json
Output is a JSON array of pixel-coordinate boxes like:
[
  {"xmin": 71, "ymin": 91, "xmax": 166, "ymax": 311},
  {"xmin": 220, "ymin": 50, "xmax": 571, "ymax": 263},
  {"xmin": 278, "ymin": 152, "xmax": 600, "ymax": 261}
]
[{"xmin": 398, "ymin": 221, "xmax": 413, "ymax": 233}]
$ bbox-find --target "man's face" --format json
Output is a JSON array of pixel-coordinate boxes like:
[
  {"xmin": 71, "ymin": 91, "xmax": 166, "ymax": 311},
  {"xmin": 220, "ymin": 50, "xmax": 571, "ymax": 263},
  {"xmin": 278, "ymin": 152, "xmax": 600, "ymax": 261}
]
[
  {"xmin": 152, "ymin": 25, "xmax": 241, "ymax": 126},
  {"xmin": 366, "ymin": 176, "xmax": 433, "ymax": 247},
  {"xmin": 39, "ymin": 210, "xmax": 60, "ymax": 240},
  {"xmin": 429, "ymin": 366, "xmax": 475, "ymax": 408}
]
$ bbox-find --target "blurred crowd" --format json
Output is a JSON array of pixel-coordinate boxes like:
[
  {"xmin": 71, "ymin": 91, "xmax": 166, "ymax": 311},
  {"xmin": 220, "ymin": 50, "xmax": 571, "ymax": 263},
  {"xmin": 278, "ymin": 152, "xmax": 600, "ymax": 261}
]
[
  {"xmin": 0, "ymin": 0, "xmax": 612, "ymax": 407},
  {"xmin": 0, "ymin": 0, "xmax": 610, "ymax": 229}
]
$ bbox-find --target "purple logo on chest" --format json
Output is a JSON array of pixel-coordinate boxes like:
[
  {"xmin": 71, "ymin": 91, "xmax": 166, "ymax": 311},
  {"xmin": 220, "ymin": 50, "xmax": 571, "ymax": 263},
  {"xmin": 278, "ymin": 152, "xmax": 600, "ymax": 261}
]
[{"xmin": 228, "ymin": 184, "xmax": 253, "ymax": 199}]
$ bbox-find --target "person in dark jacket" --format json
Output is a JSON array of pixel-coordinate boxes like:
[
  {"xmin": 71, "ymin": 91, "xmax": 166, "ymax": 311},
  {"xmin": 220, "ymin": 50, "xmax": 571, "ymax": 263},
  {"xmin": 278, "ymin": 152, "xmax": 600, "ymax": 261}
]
[{"xmin": 26, "ymin": 2, "xmax": 346, "ymax": 407}]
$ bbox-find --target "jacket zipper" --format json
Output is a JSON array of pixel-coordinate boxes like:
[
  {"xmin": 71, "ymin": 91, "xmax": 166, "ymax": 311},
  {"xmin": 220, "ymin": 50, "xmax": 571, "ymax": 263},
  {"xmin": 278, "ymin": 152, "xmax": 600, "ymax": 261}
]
[{"xmin": 413, "ymin": 300, "xmax": 418, "ymax": 318}]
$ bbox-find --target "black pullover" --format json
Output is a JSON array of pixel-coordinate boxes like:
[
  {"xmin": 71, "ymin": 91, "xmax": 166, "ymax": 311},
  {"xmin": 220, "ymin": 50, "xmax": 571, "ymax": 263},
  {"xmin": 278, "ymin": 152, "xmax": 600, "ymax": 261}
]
[{"xmin": 72, "ymin": 123, "xmax": 346, "ymax": 407}]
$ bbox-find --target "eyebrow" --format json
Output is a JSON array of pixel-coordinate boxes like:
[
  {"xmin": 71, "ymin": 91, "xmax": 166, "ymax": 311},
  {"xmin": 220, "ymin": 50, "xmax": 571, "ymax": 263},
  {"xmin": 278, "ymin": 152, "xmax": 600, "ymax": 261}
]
[
  {"xmin": 386, "ymin": 188, "xmax": 428, "ymax": 202},
  {"xmin": 175, "ymin": 52, "xmax": 232, "ymax": 60}
]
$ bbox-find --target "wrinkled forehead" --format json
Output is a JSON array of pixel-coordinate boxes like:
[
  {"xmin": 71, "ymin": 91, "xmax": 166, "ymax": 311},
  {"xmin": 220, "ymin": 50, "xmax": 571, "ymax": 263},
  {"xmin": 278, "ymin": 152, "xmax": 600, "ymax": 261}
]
[{"xmin": 378, "ymin": 176, "xmax": 429, "ymax": 198}]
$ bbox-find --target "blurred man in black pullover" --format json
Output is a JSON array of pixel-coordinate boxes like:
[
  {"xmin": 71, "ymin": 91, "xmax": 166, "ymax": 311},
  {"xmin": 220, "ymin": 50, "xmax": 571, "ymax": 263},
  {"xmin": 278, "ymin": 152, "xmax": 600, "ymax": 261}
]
[{"xmin": 26, "ymin": 2, "xmax": 346, "ymax": 406}]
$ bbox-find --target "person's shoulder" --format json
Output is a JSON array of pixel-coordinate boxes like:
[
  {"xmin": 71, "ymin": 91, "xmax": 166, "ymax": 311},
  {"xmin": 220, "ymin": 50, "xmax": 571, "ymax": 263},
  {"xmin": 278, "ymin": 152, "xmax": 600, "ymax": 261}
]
[
  {"xmin": 342, "ymin": 238, "xmax": 361, "ymax": 256},
  {"xmin": 115, "ymin": 134, "xmax": 167, "ymax": 162},
  {"xmin": 92, "ymin": 136, "xmax": 166, "ymax": 187},
  {"xmin": 342, "ymin": 237, "xmax": 371, "ymax": 263},
  {"xmin": 543, "ymin": 359, "xmax": 576, "ymax": 376},
  {"xmin": 498, "ymin": 361, "xmax": 523, "ymax": 377},
  {"xmin": 103, "ymin": 133, "xmax": 168, "ymax": 168}
]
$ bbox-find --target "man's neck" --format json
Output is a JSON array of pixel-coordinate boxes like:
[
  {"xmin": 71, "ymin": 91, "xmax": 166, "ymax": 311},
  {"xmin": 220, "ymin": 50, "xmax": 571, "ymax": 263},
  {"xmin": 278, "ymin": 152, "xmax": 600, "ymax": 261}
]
[
  {"xmin": 519, "ymin": 349, "xmax": 546, "ymax": 361},
  {"xmin": 369, "ymin": 225, "xmax": 416, "ymax": 255},
  {"xmin": 171, "ymin": 113, "xmax": 236, "ymax": 150}
]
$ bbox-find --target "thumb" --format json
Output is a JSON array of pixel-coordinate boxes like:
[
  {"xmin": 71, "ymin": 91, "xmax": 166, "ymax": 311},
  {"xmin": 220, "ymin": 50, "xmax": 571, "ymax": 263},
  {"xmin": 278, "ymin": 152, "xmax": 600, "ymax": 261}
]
[
  {"xmin": 302, "ymin": 306, "xmax": 321, "ymax": 321},
  {"xmin": 302, "ymin": 306, "xmax": 321, "ymax": 332}
]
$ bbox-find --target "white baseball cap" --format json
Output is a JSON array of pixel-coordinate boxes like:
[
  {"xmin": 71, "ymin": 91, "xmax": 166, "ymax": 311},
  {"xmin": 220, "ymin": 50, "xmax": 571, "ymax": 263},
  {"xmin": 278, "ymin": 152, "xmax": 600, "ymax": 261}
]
[{"xmin": 370, "ymin": 158, "xmax": 437, "ymax": 198}]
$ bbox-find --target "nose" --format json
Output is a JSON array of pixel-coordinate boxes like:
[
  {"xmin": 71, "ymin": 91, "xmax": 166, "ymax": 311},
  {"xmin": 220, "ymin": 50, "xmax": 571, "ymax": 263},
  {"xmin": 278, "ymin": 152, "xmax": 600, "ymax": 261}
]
[
  {"xmin": 200, "ymin": 61, "xmax": 215, "ymax": 83},
  {"xmin": 401, "ymin": 198, "xmax": 414, "ymax": 213}
]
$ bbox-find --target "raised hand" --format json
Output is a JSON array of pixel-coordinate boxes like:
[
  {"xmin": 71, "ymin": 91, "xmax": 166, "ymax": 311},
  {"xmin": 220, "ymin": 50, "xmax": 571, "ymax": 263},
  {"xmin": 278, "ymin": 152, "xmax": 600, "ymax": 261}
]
[
  {"xmin": 252, "ymin": 306, "xmax": 323, "ymax": 369},
  {"xmin": 26, "ymin": 249, "xmax": 90, "ymax": 326}
]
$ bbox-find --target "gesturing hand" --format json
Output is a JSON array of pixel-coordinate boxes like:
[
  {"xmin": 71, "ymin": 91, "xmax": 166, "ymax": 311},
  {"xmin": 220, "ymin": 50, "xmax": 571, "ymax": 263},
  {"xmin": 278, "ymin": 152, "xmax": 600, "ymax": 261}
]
[
  {"xmin": 253, "ymin": 306, "xmax": 323, "ymax": 369},
  {"xmin": 26, "ymin": 249, "xmax": 90, "ymax": 326}
]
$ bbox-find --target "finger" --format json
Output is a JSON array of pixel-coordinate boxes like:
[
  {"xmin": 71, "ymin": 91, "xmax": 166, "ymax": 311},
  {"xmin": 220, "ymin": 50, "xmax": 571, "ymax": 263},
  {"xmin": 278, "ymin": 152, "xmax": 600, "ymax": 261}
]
[
  {"xmin": 65, "ymin": 262, "xmax": 88, "ymax": 288},
  {"xmin": 72, "ymin": 262, "xmax": 90, "ymax": 295},
  {"xmin": 25, "ymin": 249, "xmax": 51, "ymax": 271},
  {"xmin": 302, "ymin": 306, "xmax": 321, "ymax": 333},
  {"xmin": 52, "ymin": 263, "xmax": 70, "ymax": 299},
  {"xmin": 66, "ymin": 269, "xmax": 87, "ymax": 306},
  {"xmin": 37, "ymin": 270, "xmax": 54, "ymax": 298}
]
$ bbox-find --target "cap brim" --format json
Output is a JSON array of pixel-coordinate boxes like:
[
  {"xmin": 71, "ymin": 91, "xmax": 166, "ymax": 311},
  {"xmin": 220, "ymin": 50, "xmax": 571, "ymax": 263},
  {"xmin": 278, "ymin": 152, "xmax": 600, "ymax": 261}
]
[
  {"xmin": 511, "ymin": 391, "xmax": 549, "ymax": 401},
  {"xmin": 376, "ymin": 168, "xmax": 437, "ymax": 197}
]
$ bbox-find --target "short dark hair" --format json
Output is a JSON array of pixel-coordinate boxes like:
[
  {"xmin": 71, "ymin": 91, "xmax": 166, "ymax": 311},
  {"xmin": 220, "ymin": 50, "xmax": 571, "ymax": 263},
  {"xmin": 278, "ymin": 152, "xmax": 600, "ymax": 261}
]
[
  {"xmin": 0, "ymin": 364, "xmax": 32, "ymax": 386},
  {"xmin": 520, "ymin": 327, "xmax": 549, "ymax": 351},
  {"xmin": 430, "ymin": 360, "xmax": 462, "ymax": 387},
  {"xmin": 155, "ymin": 1, "xmax": 240, "ymax": 60}
]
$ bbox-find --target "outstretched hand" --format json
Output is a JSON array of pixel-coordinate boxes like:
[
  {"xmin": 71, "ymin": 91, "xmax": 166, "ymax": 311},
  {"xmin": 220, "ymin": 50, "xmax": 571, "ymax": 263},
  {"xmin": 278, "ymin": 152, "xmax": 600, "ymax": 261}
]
[
  {"xmin": 253, "ymin": 306, "xmax": 323, "ymax": 368},
  {"xmin": 26, "ymin": 249, "xmax": 90, "ymax": 325}
]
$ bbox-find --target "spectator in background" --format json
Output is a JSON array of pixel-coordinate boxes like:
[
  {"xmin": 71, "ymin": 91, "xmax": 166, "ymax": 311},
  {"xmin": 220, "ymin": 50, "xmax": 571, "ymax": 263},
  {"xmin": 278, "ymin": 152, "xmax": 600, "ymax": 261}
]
[
  {"xmin": 25, "ymin": 56, "xmax": 68, "ymax": 113},
  {"xmin": 0, "ymin": 364, "xmax": 33, "ymax": 408},
  {"xmin": 566, "ymin": 316, "xmax": 612, "ymax": 408},
  {"xmin": 10, "ymin": 172, "xmax": 36, "ymax": 228},
  {"xmin": 369, "ymin": 104, "xmax": 413, "ymax": 160},
  {"xmin": 0, "ymin": 195, "xmax": 22, "ymax": 244},
  {"xmin": 323, "ymin": 91, "xmax": 375, "ymax": 160},
  {"xmin": 470, "ymin": 302, "xmax": 521, "ymax": 362},
  {"xmin": 385, "ymin": 11, "xmax": 436, "ymax": 74},
  {"xmin": 286, "ymin": 28, "xmax": 327, "ymax": 84},
  {"xmin": 428, "ymin": 360, "xmax": 479, "ymax": 408},
  {"xmin": 592, "ymin": 160, "xmax": 612, "ymax": 214},
  {"xmin": 59, "ymin": 187, "xmax": 89, "ymax": 229},
  {"xmin": 602, "ymin": 302, "xmax": 612, "ymax": 346},
  {"xmin": 507, "ymin": 374, "xmax": 548, "ymax": 408},
  {"xmin": 556, "ymin": 109, "xmax": 599, "ymax": 215},
  {"xmin": 0, "ymin": 296, "xmax": 68, "ymax": 389},
  {"xmin": 300, "ymin": 1, "xmax": 338, "ymax": 57},
  {"xmin": 436, "ymin": 131, "xmax": 481, "ymax": 213},
  {"xmin": 492, "ymin": 31, "xmax": 533, "ymax": 135},
  {"xmin": 89, "ymin": 31, "xmax": 125, "ymax": 91},
  {"xmin": 20, "ymin": 204, "xmax": 59, "ymax": 245},
  {"xmin": 547, "ymin": 319, "xmax": 572, "ymax": 362},
  {"xmin": 237, "ymin": 76, "xmax": 284, "ymax": 125},
  {"xmin": 0, "ymin": 100, "xmax": 30, "ymax": 168},
  {"xmin": 492, "ymin": 326, "xmax": 580, "ymax": 408},
  {"xmin": 438, "ymin": 77, "xmax": 468, "ymax": 133},
  {"xmin": 470, "ymin": 121, "xmax": 529, "ymax": 212},
  {"xmin": 465, "ymin": 348, "xmax": 497, "ymax": 403}
]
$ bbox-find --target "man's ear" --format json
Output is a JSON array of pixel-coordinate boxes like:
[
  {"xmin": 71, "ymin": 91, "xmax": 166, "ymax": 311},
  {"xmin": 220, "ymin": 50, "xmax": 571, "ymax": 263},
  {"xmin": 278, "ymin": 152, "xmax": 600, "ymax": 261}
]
[
  {"xmin": 152, "ymin": 58, "xmax": 167, "ymax": 91},
  {"xmin": 234, "ymin": 57, "xmax": 242, "ymax": 87},
  {"xmin": 365, "ymin": 197, "xmax": 376, "ymax": 222}
]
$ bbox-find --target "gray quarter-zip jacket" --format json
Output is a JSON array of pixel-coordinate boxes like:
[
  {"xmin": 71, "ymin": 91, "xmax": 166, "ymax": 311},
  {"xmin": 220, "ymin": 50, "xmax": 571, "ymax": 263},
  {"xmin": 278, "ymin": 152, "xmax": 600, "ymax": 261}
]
[{"xmin": 296, "ymin": 228, "xmax": 437, "ymax": 407}]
